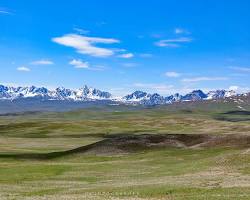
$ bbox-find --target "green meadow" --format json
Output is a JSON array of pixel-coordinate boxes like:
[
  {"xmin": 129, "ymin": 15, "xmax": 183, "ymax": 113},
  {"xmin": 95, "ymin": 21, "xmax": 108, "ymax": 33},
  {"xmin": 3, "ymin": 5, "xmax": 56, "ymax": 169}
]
[{"xmin": 0, "ymin": 104, "xmax": 249, "ymax": 199}]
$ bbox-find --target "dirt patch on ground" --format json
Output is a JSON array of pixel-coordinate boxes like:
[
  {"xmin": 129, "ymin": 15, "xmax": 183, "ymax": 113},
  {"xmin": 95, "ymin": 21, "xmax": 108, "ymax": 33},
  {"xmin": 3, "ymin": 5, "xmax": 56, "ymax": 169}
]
[
  {"xmin": 85, "ymin": 134, "xmax": 250, "ymax": 155},
  {"xmin": 1, "ymin": 133, "xmax": 249, "ymax": 159}
]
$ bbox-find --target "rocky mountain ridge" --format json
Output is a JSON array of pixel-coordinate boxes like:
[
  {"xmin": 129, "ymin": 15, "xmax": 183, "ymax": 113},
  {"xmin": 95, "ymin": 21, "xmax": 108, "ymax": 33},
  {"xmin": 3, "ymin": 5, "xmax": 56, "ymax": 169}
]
[{"xmin": 0, "ymin": 84, "xmax": 242, "ymax": 105}]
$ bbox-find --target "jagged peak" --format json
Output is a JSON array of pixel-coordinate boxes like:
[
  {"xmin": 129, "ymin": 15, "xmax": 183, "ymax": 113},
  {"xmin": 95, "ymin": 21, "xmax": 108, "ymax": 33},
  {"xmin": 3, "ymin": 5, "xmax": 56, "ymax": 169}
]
[{"xmin": 0, "ymin": 83, "xmax": 242, "ymax": 105}]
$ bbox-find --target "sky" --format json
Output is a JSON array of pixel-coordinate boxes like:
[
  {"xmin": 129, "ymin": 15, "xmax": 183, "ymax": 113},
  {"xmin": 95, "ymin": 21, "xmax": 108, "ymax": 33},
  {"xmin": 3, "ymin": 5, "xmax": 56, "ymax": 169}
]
[{"xmin": 0, "ymin": 0, "xmax": 250, "ymax": 96}]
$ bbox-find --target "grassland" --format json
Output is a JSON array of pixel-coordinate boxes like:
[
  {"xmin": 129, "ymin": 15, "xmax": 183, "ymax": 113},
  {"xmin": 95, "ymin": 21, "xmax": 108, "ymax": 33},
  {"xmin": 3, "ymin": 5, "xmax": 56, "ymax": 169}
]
[{"xmin": 0, "ymin": 103, "xmax": 249, "ymax": 199}]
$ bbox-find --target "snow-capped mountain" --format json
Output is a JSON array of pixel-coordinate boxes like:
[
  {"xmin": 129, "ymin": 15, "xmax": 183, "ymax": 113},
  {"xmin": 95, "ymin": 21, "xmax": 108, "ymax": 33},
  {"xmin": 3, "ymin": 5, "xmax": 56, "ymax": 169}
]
[
  {"xmin": 122, "ymin": 91, "xmax": 167, "ymax": 105},
  {"xmin": 166, "ymin": 93, "xmax": 182, "ymax": 103},
  {"xmin": 206, "ymin": 90, "xmax": 236, "ymax": 100},
  {"xmin": 181, "ymin": 90, "xmax": 207, "ymax": 101},
  {"xmin": 0, "ymin": 85, "xmax": 112, "ymax": 101},
  {"xmin": 0, "ymin": 84, "xmax": 239, "ymax": 105},
  {"xmin": 74, "ymin": 85, "xmax": 112, "ymax": 100},
  {"xmin": 142, "ymin": 93, "xmax": 166, "ymax": 105},
  {"xmin": 123, "ymin": 91, "xmax": 150, "ymax": 102},
  {"xmin": 0, "ymin": 85, "xmax": 49, "ymax": 99},
  {"xmin": 122, "ymin": 89, "xmax": 237, "ymax": 105}
]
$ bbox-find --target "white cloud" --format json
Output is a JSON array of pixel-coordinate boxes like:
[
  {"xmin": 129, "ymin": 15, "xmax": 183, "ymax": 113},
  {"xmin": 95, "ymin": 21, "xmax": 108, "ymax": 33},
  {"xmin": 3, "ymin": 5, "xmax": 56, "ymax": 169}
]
[
  {"xmin": 118, "ymin": 53, "xmax": 134, "ymax": 58},
  {"xmin": 133, "ymin": 83, "xmax": 174, "ymax": 93},
  {"xmin": 174, "ymin": 28, "xmax": 190, "ymax": 34},
  {"xmin": 69, "ymin": 59, "xmax": 89, "ymax": 69},
  {"xmin": 17, "ymin": 66, "xmax": 30, "ymax": 72},
  {"xmin": 132, "ymin": 84, "xmax": 217, "ymax": 96},
  {"xmin": 229, "ymin": 66, "xmax": 250, "ymax": 72},
  {"xmin": 156, "ymin": 43, "xmax": 180, "ymax": 48},
  {"xmin": 0, "ymin": 10, "xmax": 10, "ymax": 14},
  {"xmin": 30, "ymin": 59, "xmax": 54, "ymax": 65},
  {"xmin": 0, "ymin": 8, "xmax": 11, "ymax": 15},
  {"xmin": 229, "ymin": 86, "xmax": 239, "ymax": 90},
  {"xmin": 132, "ymin": 83, "xmax": 242, "ymax": 96},
  {"xmin": 165, "ymin": 71, "xmax": 181, "ymax": 78},
  {"xmin": 69, "ymin": 59, "xmax": 108, "ymax": 71},
  {"xmin": 228, "ymin": 86, "xmax": 250, "ymax": 93},
  {"xmin": 175, "ymin": 28, "xmax": 184, "ymax": 34},
  {"xmin": 73, "ymin": 27, "xmax": 89, "ymax": 35},
  {"xmin": 155, "ymin": 37, "xmax": 192, "ymax": 47},
  {"xmin": 182, "ymin": 76, "xmax": 228, "ymax": 82},
  {"xmin": 52, "ymin": 34, "xmax": 120, "ymax": 57}
]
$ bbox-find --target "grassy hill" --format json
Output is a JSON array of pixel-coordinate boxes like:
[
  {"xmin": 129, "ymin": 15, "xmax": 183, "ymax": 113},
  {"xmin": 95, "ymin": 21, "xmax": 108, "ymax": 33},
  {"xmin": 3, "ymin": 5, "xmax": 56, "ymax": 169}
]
[{"xmin": 0, "ymin": 101, "xmax": 249, "ymax": 199}]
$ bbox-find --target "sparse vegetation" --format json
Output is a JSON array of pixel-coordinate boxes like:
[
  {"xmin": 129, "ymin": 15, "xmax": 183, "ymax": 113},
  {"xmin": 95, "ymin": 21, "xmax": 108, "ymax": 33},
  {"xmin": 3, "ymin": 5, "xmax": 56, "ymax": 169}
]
[{"xmin": 0, "ymin": 105, "xmax": 249, "ymax": 199}]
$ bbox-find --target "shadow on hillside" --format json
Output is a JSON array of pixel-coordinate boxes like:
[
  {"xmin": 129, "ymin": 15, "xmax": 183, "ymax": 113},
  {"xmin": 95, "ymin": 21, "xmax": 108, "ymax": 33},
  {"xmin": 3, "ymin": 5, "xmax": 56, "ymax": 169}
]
[
  {"xmin": 0, "ymin": 140, "xmax": 105, "ymax": 160},
  {"xmin": 0, "ymin": 133, "xmax": 249, "ymax": 160},
  {"xmin": 213, "ymin": 110, "xmax": 250, "ymax": 122},
  {"xmin": 223, "ymin": 111, "xmax": 250, "ymax": 115}
]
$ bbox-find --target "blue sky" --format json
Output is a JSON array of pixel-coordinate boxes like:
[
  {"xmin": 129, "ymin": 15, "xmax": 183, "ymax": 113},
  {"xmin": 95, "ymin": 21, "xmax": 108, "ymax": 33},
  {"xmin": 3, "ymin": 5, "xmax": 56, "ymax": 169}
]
[{"xmin": 0, "ymin": 0, "xmax": 250, "ymax": 96}]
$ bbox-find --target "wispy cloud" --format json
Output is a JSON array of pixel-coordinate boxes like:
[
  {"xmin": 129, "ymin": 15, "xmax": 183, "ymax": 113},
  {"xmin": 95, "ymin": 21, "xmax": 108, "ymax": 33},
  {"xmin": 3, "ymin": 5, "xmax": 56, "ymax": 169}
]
[
  {"xmin": 30, "ymin": 59, "xmax": 54, "ymax": 65},
  {"xmin": 69, "ymin": 59, "xmax": 89, "ymax": 69},
  {"xmin": 174, "ymin": 28, "xmax": 190, "ymax": 34},
  {"xmin": 165, "ymin": 71, "xmax": 181, "ymax": 78},
  {"xmin": 133, "ymin": 83, "xmax": 174, "ymax": 93},
  {"xmin": 228, "ymin": 86, "xmax": 250, "ymax": 93},
  {"xmin": 0, "ymin": 10, "xmax": 10, "ymax": 14},
  {"xmin": 155, "ymin": 37, "xmax": 192, "ymax": 47},
  {"xmin": 17, "ymin": 66, "xmax": 30, "ymax": 72},
  {"xmin": 182, "ymin": 76, "xmax": 228, "ymax": 82},
  {"xmin": 132, "ymin": 83, "xmax": 239, "ymax": 96},
  {"xmin": 0, "ymin": 8, "xmax": 12, "ymax": 15},
  {"xmin": 69, "ymin": 59, "xmax": 107, "ymax": 71},
  {"xmin": 118, "ymin": 53, "xmax": 134, "ymax": 58},
  {"xmin": 132, "ymin": 83, "xmax": 217, "ymax": 95},
  {"xmin": 73, "ymin": 27, "xmax": 89, "ymax": 35},
  {"xmin": 52, "ymin": 34, "xmax": 120, "ymax": 57},
  {"xmin": 229, "ymin": 66, "xmax": 250, "ymax": 72},
  {"xmin": 229, "ymin": 85, "xmax": 238, "ymax": 90},
  {"xmin": 122, "ymin": 63, "xmax": 138, "ymax": 68}
]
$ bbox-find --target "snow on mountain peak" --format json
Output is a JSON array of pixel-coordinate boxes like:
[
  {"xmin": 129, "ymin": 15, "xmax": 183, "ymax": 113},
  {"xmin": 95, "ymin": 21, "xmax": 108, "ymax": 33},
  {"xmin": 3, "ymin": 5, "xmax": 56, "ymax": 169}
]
[
  {"xmin": 0, "ymin": 84, "xmax": 239, "ymax": 105},
  {"xmin": 206, "ymin": 89, "xmax": 236, "ymax": 100},
  {"xmin": 0, "ymin": 84, "xmax": 112, "ymax": 101}
]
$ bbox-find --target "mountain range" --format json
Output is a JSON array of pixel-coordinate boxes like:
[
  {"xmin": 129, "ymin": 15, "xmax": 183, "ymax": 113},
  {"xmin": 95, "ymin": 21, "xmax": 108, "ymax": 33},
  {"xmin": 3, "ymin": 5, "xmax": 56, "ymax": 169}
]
[{"xmin": 0, "ymin": 84, "xmax": 242, "ymax": 105}]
